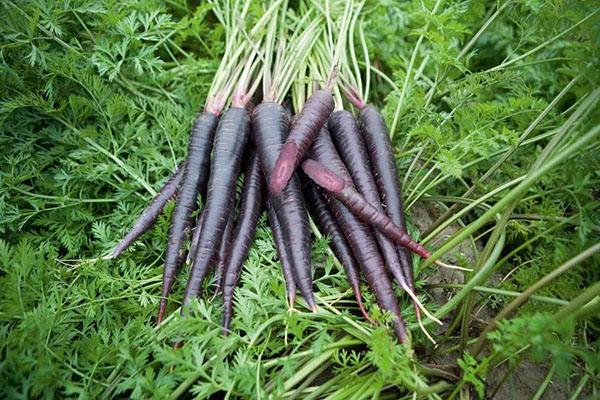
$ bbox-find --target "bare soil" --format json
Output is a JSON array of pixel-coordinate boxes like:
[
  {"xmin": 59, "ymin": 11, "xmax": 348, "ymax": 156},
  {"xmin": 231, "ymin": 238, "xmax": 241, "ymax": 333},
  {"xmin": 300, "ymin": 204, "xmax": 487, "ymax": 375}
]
[{"xmin": 411, "ymin": 202, "xmax": 574, "ymax": 399}]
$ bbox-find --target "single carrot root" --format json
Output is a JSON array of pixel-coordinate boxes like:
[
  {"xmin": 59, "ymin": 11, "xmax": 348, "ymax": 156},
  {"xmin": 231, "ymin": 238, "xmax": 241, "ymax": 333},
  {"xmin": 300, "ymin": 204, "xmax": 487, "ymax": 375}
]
[
  {"xmin": 394, "ymin": 321, "xmax": 410, "ymax": 344},
  {"xmin": 418, "ymin": 313, "xmax": 436, "ymax": 345},
  {"xmin": 399, "ymin": 280, "xmax": 442, "ymax": 326},
  {"xmin": 414, "ymin": 303, "xmax": 437, "ymax": 345},
  {"xmin": 222, "ymin": 305, "xmax": 233, "ymax": 335},
  {"xmin": 302, "ymin": 292, "xmax": 318, "ymax": 313},
  {"xmin": 269, "ymin": 142, "xmax": 298, "ymax": 194},
  {"xmin": 210, "ymin": 286, "xmax": 220, "ymax": 302},
  {"xmin": 399, "ymin": 281, "xmax": 438, "ymax": 344},
  {"xmin": 270, "ymin": 91, "xmax": 334, "ymax": 195},
  {"xmin": 434, "ymin": 259, "xmax": 471, "ymax": 271},
  {"xmin": 303, "ymin": 159, "xmax": 465, "ymax": 274}
]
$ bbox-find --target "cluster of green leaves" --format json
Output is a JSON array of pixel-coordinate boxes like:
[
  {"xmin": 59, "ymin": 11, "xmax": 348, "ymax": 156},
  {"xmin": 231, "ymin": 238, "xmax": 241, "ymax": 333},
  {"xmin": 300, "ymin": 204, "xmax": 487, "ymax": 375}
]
[
  {"xmin": 1, "ymin": 0, "xmax": 599, "ymax": 398},
  {"xmin": 365, "ymin": 0, "xmax": 599, "ymax": 397}
]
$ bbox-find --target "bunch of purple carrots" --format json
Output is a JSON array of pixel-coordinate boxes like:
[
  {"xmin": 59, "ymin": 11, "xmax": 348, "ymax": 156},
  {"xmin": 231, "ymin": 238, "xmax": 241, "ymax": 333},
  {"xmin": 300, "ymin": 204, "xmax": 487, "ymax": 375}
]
[{"xmin": 106, "ymin": 0, "xmax": 459, "ymax": 345}]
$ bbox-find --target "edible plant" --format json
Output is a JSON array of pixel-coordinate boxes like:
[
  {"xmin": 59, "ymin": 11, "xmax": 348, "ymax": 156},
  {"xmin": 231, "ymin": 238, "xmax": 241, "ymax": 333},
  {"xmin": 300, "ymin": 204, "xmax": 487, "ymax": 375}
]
[{"xmin": 1, "ymin": 0, "xmax": 598, "ymax": 398}]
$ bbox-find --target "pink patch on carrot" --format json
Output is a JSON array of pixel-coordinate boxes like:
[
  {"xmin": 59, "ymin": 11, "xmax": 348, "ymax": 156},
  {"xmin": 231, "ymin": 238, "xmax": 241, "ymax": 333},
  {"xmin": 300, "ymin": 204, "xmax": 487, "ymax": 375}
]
[
  {"xmin": 270, "ymin": 142, "xmax": 297, "ymax": 194},
  {"xmin": 302, "ymin": 160, "xmax": 345, "ymax": 192}
]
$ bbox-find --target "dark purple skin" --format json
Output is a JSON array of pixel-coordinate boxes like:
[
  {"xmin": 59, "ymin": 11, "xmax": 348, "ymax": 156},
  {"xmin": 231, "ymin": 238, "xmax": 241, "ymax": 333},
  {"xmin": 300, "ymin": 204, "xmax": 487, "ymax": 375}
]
[
  {"xmin": 358, "ymin": 105, "xmax": 415, "ymax": 296},
  {"xmin": 307, "ymin": 129, "xmax": 408, "ymax": 342},
  {"xmin": 303, "ymin": 180, "xmax": 372, "ymax": 323},
  {"xmin": 328, "ymin": 111, "xmax": 409, "ymax": 289},
  {"xmin": 270, "ymin": 90, "xmax": 334, "ymax": 195},
  {"xmin": 187, "ymin": 210, "xmax": 232, "ymax": 274},
  {"xmin": 181, "ymin": 107, "xmax": 251, "ymax": 312},
  {"xmin": 221, "ymin": 149, "xmax": 265, "ymax": 333},
  {"xmin": 267, "ymin": 201, "xmax": 297, "ymax": 306},
  {"xmin": 302, "ymin": 159, "xmax": 430, "ymax": 260},
  {"xmin": 158, "ymin": 112, "xmax": 219, "ymax": 323},
  {"xmin": 187, "ymin": 209, "xmax": 206, "ymax": 264},
  {"xmin": 111, "ymin": 162, "xmax": 184, "ymax": 258},
  {"xmin": 212, "ymin": 212, "xmax": 235, "ymax": 294},
  {"xmin": 252, "ymin": 102, "xmax": 317, "ymax": 312}
]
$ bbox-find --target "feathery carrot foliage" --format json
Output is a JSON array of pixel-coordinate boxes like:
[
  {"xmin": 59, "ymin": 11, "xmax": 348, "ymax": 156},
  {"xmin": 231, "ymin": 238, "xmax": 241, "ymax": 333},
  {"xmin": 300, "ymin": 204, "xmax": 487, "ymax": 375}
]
[{"xmin": 1, "ymin": 0, "xmax": 598, "ymax": 398}]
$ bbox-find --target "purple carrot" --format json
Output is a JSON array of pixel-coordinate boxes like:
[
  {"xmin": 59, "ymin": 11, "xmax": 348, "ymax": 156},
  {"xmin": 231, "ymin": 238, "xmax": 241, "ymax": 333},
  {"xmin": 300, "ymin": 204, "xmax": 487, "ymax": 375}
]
[
  {"xmin": 269, "ymin": 90, "xmax": 334, "ymax": 195},
  {"xmin": 356, "ymin": 103, "xmax": 416, "ymax": 302},
  {"xmin": 110, "ymin": 162, "xmax": 184, "ymax": 259},
  {"xmin": 329, "ymin": 110, "xmax": 434, "ymax": 328},
  {"xmin": 222, "ymin": 149, "xmax": 265, "ymax": 333},
  {"xmin": 267, "ymin": 201, "xmax": 297, "ymax": 307},
  {"xmin": 302, "ymin": 159, "xmax": 457, "ymax": 275},
  {"xmin": 180, "ymin": 106, "xmax": 251, "ymax": 313},
  {"xmin": 301, "ymin": 159, "xmax": 425, "ymax": 255},
  {"xmin": 252, "ymin": 102, "xmax": 317, "ymax": 312},
  {"xmin": 327, "ymin": 112, "xmax": 426, "ymax": 314},
  {"xmin": 307, "ymin": 129, "xmax": 409, "ymax": 342},
  {"xmin": 328, "ymin": 111, "xmax": 410, "ymax": 285},
  {"xmin": 158, "ymin": 111, "xmax": 219, "ymax": 323},
  {"xmin": 303, "ymin": 180, "xmax": 372, "ymax": 323}
]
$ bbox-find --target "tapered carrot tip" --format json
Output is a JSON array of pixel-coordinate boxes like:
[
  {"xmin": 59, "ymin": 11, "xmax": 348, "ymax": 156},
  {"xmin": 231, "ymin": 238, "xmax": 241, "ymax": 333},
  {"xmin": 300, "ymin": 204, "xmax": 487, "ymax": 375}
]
[
  {"xmin": 357, "ymin": 300, "xmax": 375, "ymax": 325},
  {"xmin": 394, "ymin": 324, "xmax": 410, "ymax": 344},
  {"xmin": 173, "ymin": 341, "xmax": 183, "ymax": 350},
  {"xmin": 302, "ymin": 160, "xmax": 345, "ymax": 192},
  {"xmin": 157, "ymin": 301, "xmax": 166, "ymax": 325},
  {"xmin": 400, "ymin": 280, "xmax": 443, "ymax": 326},
  {"xmin": 270, "ymin": 142, "xmax": 298, "ymax": 194},
  {"xmin": 415, "ymin": 307, "xmax": 436, "ymax": 345},
  {"xmin": 288, "ymin": 295, "xmax": 296, "ymax": 310},
  {"xmin": 434, "ymin": 259, "xmax": 472, "ymax": 272},
  {"xmin": 310, "ymin": 304, "xmax": 318, "ymax": 313}
]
